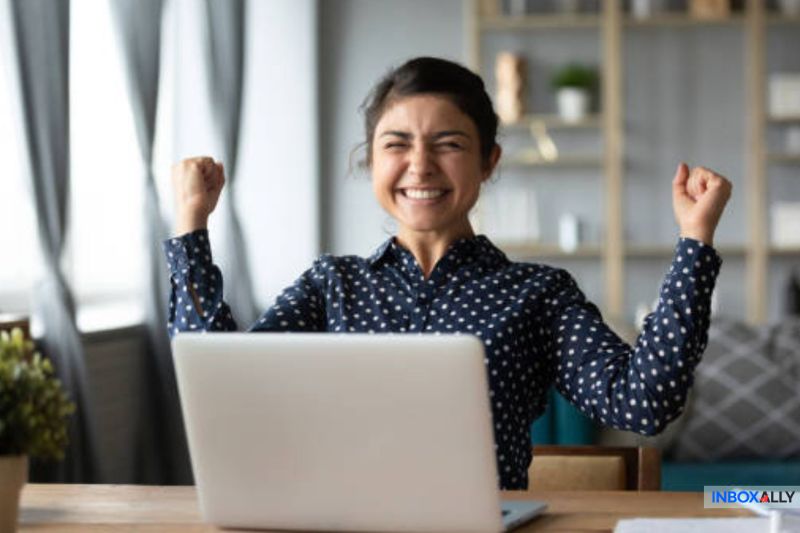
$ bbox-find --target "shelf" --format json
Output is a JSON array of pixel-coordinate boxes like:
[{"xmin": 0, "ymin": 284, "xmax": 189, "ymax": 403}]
[
  {"xmin": 770, "ymin": 246, "xmax": 800, "ymax": 256},
  {"xmin": 768, "ymin": 115, "xmax": 800, "ymax": 124},
  {"xmin": 766, "ymin": 154, "xmax": 800, "ymax": 164},
  {"xmin": 766, "ymin": 14, "xmax": 800, "ymax": 25},
  {"xmin": 501, "ymin": 113, "xmax": 602, "ymax": 131},
  {"xmin": 625, "ymin": 245, "xmax": 747, "ymax": 258},
  {"xmin": 496, "ymin": 242, "xmax": 602, "ymax": 259},
  {"xmin": 624, "ymin": 13, "xmax": 746, "ymax": 27},
  {"xmin": 498, "ymin": 243, "xmax": 754, "ymax": 259},
  {"xmin": 503, "ymin": 154, "xmax": 603, "ymax": 168},
  {"xmin": 480, "ymin": 14, "xmax": 601, "ymax": 30}
]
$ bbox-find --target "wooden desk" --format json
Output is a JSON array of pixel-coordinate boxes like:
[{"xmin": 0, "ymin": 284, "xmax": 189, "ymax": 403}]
[{"xmin": 18, "ymin": 484, "xmax": 752, "ymax": 532}]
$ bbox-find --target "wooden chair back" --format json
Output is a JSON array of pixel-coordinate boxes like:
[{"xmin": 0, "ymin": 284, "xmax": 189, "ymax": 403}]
[{"xmin": 528, "ymin": 445, "xmax": 661, "ymax": 491}]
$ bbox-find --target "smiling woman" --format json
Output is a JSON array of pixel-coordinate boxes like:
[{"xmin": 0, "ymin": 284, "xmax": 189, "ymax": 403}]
[
  {"xmin": 370, "ymin": 94, "xmax": 500, "ymax": 275},
  {"xmin": 164, "ymin": 56, "xmax": 732, "ymax": 490}
]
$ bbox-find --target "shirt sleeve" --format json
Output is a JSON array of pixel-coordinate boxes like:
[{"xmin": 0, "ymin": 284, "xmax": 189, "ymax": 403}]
[
  {"xmin": 549, "ymin": 237, "xmax": 722, "ymax": 435},
  {"xmin": 163, "ymin": 230, "xmax": 328, "ymax": 337},
  {"xmin": 163, "ymin": 229, "xmax": 237, "ymax": 337}
]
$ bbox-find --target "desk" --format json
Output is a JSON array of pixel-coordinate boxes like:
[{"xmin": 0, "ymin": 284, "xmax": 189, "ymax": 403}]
[{"xmin": 18, "ymin": 485, "xmax": 752, "ymax": 532}]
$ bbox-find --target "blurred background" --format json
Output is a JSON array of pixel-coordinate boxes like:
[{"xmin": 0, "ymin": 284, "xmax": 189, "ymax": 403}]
[{"xmin": 0, "ymin": 0, "xmax": 798, "ymax": 490}]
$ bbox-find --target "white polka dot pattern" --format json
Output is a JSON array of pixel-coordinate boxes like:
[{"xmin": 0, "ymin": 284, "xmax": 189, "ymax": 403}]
[{"xmin": 163, "ymin": 230, "xmax": 722, "ymax": 489}]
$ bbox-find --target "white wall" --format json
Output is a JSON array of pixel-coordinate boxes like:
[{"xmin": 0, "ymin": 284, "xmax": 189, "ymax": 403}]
[
  {"xmin": 319, "ymin": 0, "xmax": 466, "ymax": 256},
  {"xmin": 171, "ymin": 0, "xmax": 319, "ymax": 311}
]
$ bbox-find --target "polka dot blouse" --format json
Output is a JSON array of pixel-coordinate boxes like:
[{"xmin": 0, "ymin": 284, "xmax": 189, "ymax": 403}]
[{"xmin": 164, "ymin": 229, "xmax": 721, "ymax": 490}]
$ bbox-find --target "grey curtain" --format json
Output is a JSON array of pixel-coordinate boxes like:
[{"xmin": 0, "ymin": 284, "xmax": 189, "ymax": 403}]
[
  {"xmin": 8, "ymin": 0, "xmax": 100, "ymax": 482},
  {"xmin": 109, "ymin": 0, "xmax": 192, "ymax": 484},
  {"xmin": 204, "ymin": 0, "xmax": 258, "ymax": 326}
]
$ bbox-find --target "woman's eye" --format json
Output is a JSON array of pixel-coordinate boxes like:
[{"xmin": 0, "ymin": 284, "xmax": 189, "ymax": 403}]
[
  {"xmin": 384, "ymin": 143, "xmax": 407, "ymax": 150},
  {"xmin": 436, "ymin": 142, "xmax": 463, "ymax": 150}
]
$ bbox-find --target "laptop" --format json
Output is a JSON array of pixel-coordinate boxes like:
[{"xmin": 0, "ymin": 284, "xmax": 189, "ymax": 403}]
[{"xmin": 172, "ymin": 333, "xmax": 547, "ymax": 532}]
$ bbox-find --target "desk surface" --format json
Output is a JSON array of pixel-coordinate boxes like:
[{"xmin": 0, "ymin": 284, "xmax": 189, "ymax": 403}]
[{"xmin": 18, "ymin": 484, "xmax": 752, "ymax": 532}]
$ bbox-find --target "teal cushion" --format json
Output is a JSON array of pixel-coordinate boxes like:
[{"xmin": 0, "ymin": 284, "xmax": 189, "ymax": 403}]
[
  {"xmin": 662, "ymin": 461, "xmax": 800, "ymax": 491},
  {"xmin": 530, "ymin": 388, "xmax": 597, "ymax": 445}
]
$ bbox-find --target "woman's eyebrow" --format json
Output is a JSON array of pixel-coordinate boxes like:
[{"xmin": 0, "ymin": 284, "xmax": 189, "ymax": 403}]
[
  {"xmin": 378, "ymin": 129, "xmax": 471, "ymax": 140},
  {"xmin": 431, "ymin": 130, "xmax": 470, "ymax": 140},
  {"xmin": 379, "ymin": 130, "xmax": 412, "ymax": 139}
]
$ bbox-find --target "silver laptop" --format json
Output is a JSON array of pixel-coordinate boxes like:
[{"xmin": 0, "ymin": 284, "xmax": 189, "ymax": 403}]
[{"xmin": 172, "ymin": 333, "xmax": 546, "ymax": 532}]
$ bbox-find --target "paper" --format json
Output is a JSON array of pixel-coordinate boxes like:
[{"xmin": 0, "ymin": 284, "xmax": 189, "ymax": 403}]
[{"xmin": 615, "ymin": 517, "xmax": 799, "ymax": 533}]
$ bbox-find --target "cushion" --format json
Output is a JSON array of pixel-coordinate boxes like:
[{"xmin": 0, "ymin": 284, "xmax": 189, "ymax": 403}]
[
  {"xmin": 667, "ymin": 318, "xmax": 800, "ymax": 461},
  {"xmin": 528, "ymin": 455, "xmax": 626, "ymax": 490}
]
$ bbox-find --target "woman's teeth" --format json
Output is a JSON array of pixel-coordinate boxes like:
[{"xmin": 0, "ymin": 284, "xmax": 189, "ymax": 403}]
[{"xmin": 403, "ymin": 189, "xmax": 446, "ymax": 199}]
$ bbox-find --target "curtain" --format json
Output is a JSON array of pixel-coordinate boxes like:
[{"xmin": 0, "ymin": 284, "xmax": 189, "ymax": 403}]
[
  {"xmin": 204, "ymin": 0, "xmax": 258, "ymax": 326},
  {"xmin": 8, "ymin": 0, "xmax": 100, "ymax": 482},
  {"xmin": 109, "ymin": 0, "xmax": 192, "ymax": 484}
]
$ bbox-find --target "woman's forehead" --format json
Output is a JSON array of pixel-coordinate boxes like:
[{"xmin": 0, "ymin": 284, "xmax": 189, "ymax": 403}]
[{"xmin": 375, "ymin": 94, "xmax": 476, "ymax": 134}]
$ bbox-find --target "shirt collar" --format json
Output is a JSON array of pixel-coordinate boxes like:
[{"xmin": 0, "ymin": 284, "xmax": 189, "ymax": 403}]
[{"xmin": 367, "ymin": 234, "xmax": 507, "ymax": 270}]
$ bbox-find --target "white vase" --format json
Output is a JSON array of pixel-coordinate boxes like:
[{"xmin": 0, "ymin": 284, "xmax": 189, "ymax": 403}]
[
  {"xmin": 631, "ymin": 0, "xmax": 660, "ymax": 19},
  {"xmin": 556, "ymin": 88, "xmax": 590, "ymax": 123},
  {"xmin": 0, "ymin": 455, "xmax": 28, "ymax": 532}
]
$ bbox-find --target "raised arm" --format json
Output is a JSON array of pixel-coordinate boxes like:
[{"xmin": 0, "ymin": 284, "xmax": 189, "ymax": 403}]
[
  {"xmin": 550, "ymin": 239, "xmax": 721, "ymax": 435},
  {"xmin": 164, "ymin": 157, "xmax": 327, "ymax": 337},
  {"xmin": 551, "ymin": 163, "xmax": 731, "ymax": 434},
  {"xmin": 171, "ymin": 156, "xmax": 225, "ymax": 236},
  {"xmin": 164, "ymin": 157, "xmax": 232, "ymax": 337}
]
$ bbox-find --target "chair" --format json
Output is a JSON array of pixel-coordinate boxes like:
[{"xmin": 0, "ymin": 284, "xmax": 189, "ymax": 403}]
[{"xmin": 528, "ymin": 445, "xmax": 661, "ymax": 491}]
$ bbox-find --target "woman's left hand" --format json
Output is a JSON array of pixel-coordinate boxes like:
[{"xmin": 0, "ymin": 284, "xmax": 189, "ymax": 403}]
[{"xmin": 672, "ymin": 162, "xmax": 733, "ymax": 247}]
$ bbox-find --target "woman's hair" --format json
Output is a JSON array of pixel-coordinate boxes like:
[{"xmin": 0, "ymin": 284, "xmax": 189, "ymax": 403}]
[{"xmin": 358, "ymin": 56, "xmax": 499, "ymax": 170}]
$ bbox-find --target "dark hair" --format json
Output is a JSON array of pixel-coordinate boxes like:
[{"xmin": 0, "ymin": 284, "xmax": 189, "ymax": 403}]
[{"xmin": 359, "ymin": 56, "xmax": 499, "ymax": 169}]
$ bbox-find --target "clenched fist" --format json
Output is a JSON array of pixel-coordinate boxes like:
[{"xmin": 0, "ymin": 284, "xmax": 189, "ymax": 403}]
[
  {"xmin": 171, "ymin": 156, "xmax": 225, "ymax": 235},
  {"xmin": 672, "ymin": 163, "xmax": 732, "ymax": 247}
]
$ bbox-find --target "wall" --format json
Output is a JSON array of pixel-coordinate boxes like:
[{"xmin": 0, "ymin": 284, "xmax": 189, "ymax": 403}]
[
  {"xmin": 170, "ymin": 0, "xmax": 319, "ymax": 310},
  {"xmin": 319, "ymin": 0, "xmax": 467, "ymax": 256}
]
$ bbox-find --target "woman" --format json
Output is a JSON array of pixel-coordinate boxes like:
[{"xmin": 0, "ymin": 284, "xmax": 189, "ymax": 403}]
[{"xmin": 165, "ymin": 57, "xmax": 732, "ymax": 490}]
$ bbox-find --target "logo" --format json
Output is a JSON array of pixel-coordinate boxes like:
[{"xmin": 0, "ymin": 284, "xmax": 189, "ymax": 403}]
[{"xmin": 705, "ymin": 486, "xmax": 800, "ymax": 509}]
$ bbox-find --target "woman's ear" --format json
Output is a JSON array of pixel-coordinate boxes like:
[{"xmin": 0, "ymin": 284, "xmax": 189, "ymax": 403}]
[{"xmin": 482, "ymin": 144, "xmax": 502, "ymax": 182}]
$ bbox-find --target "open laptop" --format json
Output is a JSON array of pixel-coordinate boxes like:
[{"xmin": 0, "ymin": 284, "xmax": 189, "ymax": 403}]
[{"xmin": 172, "ymin": 333, "xmax": 547, "ymax": 532}]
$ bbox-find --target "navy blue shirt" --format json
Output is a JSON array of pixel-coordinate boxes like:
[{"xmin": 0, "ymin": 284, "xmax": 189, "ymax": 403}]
[{"xmin": 164, "ymin": 230, "xmax": 721, "ymax": 489}]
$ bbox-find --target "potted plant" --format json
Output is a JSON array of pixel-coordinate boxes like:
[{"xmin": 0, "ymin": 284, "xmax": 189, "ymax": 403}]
[
  {"xmin": 551, "ymin": 63, "xmax": 598, "ymax": 123},
  {"xmin": 0, "ymin": 328, "xmax": 74, "ymax": 532}
]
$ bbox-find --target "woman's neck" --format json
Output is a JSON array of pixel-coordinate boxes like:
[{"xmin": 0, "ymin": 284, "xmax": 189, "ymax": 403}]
[{"xmin": 395, "ymin": 221, "xmax": 475, "ymax": 279}]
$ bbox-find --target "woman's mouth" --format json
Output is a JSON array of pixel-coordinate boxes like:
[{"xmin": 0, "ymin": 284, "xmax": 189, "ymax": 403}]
[{"xmin": 397, "ymin": 188, "xmax": 450, "ymax": 204}]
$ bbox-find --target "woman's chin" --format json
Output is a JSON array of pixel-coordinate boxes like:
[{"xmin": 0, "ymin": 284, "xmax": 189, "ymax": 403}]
[{"xmin": 397, "ymin": 219, "xmax": 447, "ymax": 234}]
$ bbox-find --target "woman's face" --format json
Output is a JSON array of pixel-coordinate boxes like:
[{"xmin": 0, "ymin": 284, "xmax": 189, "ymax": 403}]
[{"xmin": 370, "ymin": 94, "xmax": 499, "ymax": 240}]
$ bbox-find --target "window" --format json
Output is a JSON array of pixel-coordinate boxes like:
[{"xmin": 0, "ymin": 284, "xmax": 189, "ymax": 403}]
[
  {"xmin": 0, "ymin": 1, "xmax": 173, "ymax": 330},
  {"xmin": 0, "ymin": 2, "xmax": 38, "ymax": 314},
  {"xmin": 70, "ymin": 0, "xmax": 146, "ymax": 321}
]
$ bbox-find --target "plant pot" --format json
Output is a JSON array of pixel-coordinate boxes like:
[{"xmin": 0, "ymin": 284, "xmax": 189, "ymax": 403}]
[
  {"xmin": 556, "ymin": 87, "xmax": 590, "ymax": 123},
  {"xmin": 0, "ymin": 455, "xmax": 28, "ymax": 532}
]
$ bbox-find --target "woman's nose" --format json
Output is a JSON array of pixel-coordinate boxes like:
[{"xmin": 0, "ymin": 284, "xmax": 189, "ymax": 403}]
[{"xmin": 409, "ymin": 145, "xmax": 434, "ymax": 177}]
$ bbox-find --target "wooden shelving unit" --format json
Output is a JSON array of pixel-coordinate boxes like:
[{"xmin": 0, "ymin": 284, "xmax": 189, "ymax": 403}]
[
  {"xmin": 623, "ymin": 13, "xmax": 746, "ymax": 27},
  {"xmin": 500, "ymin": 113, "xmax": 603, "ymax": 130},
  {"xmin": 502, "ymin": 154, "xmax": 604, "ymax": 168},
  {"xmin": 469, "ymin": 0, "xmax": 800, "ymax": 326},
  {"xmin": 497, "ymin": 242, "xmax": 604, "ymax": 259},
  {"xmin": 480, "ymin": 14, "xmax": 601, "ymax": 30},
  {"xmin": 766, "ymin": 154, "xmax": 800, "ymax": 164}
]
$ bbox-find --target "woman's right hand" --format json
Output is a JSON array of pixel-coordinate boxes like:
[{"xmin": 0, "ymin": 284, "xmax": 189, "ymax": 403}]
[{"xmin": 171, "ymin": 156, "xmax": 225, "ymax": 235}]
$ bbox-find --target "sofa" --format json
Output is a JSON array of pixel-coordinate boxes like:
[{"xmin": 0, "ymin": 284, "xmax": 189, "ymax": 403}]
[{"xmin": 530, "ymin": 317, "xmax": 800, "ymax": 491}]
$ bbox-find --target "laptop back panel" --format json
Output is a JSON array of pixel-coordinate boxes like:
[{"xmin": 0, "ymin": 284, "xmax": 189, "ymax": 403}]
[{"xmin": 173, "ymin": 333, "xmax": 504, "ymax": 532}]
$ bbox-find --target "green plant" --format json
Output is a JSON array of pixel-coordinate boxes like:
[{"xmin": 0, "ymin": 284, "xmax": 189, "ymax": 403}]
[
  {"xmin": 0, "ymin": 328, "xmax": 74, "ymax": 460},
  {"xmin": 551, "ymin": 63, "xmax": 598, "ymax": 90}
]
